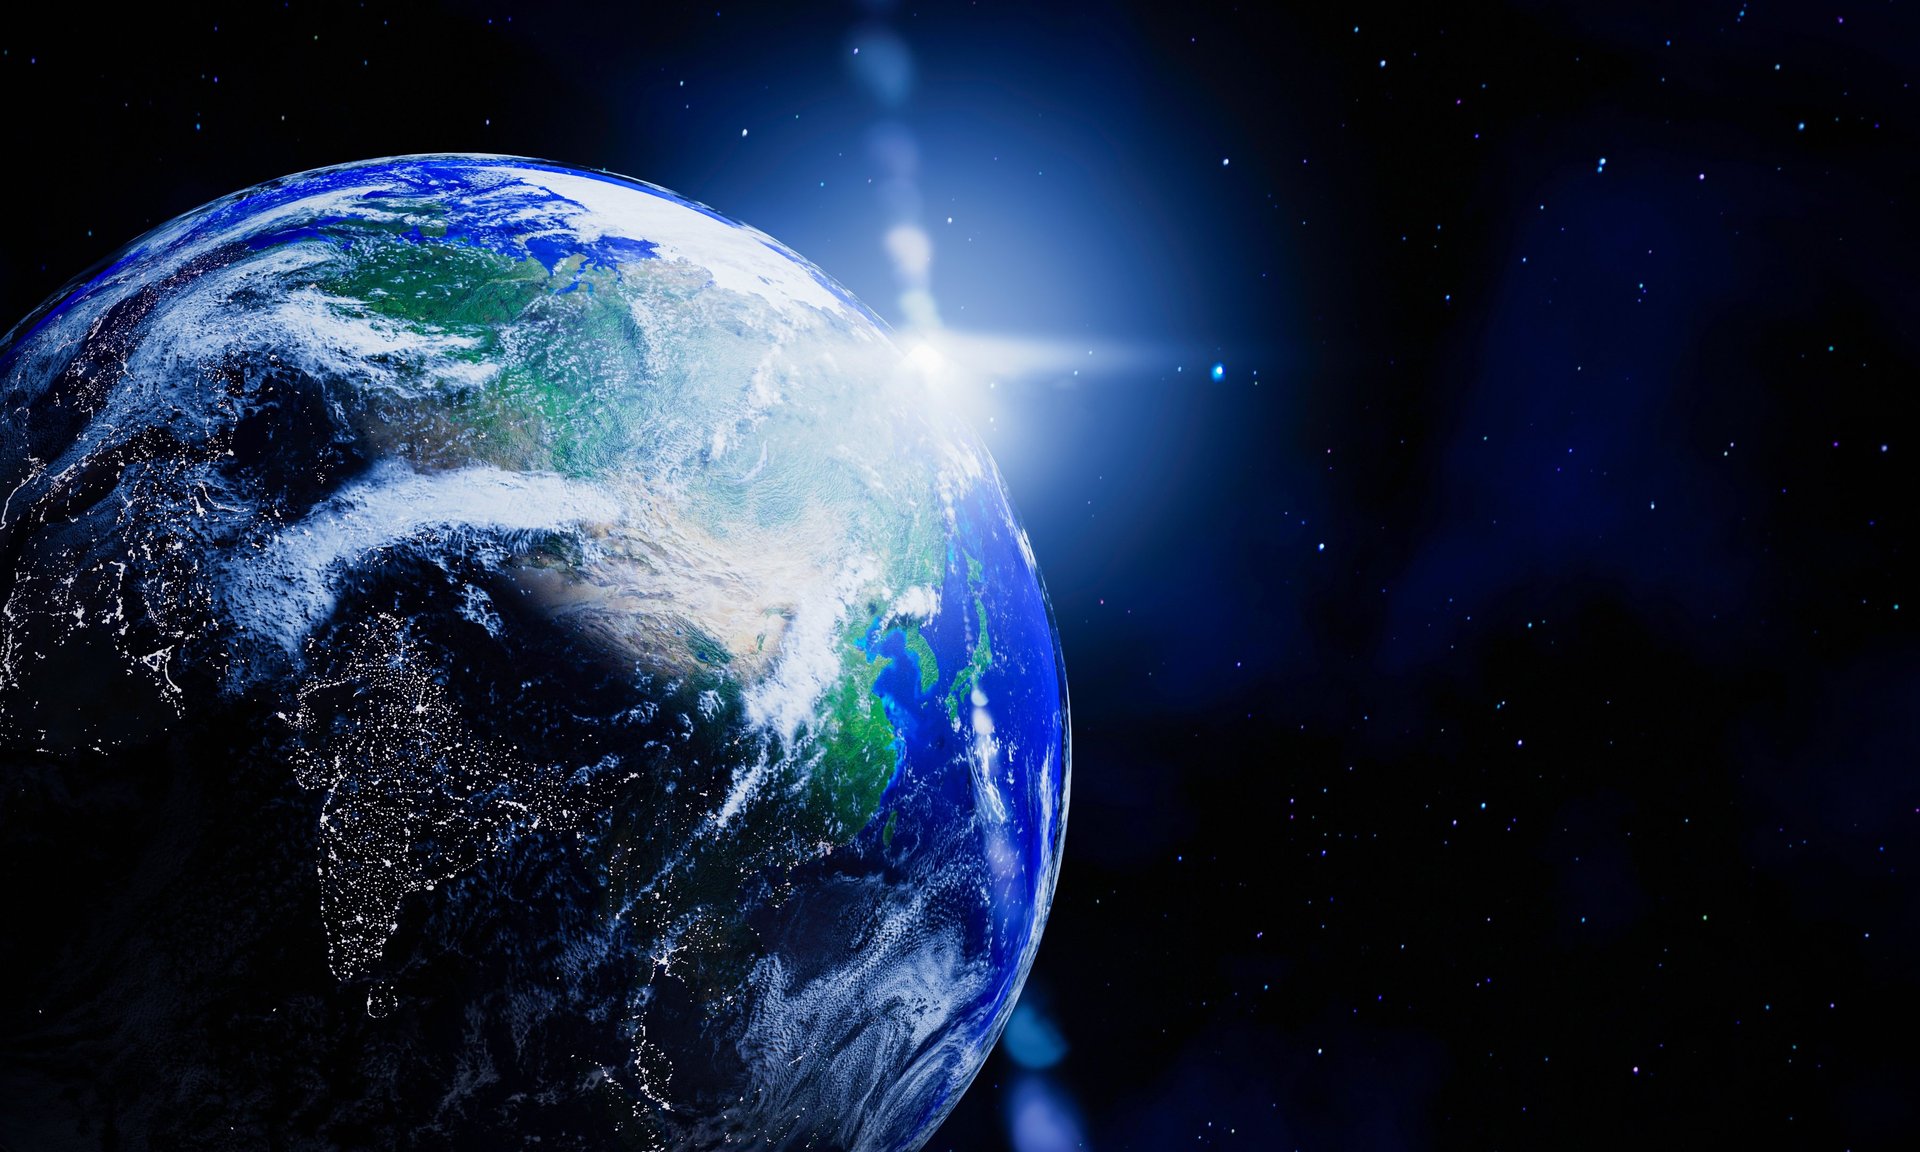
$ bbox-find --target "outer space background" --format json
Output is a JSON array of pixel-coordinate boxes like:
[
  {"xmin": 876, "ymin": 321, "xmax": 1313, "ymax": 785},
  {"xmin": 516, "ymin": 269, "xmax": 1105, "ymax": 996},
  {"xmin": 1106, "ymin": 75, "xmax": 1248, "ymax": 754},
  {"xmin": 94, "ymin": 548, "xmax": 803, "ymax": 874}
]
[{"xmin": 3, "ymin": 1, "xmax": 1917, "ymax": 1148}]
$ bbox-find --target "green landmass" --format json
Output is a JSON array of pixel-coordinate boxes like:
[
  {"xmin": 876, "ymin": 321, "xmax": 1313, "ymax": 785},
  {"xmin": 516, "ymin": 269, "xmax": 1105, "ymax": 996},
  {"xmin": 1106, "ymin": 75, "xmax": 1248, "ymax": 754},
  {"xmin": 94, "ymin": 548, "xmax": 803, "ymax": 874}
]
[
  {"xmin": 809, "ymin": 634, "xmax": 901, "ymax": 839},
  {"xmin": 317, "ymin": 212, "xmax": 548, "ymax": 333},
  {"xmin": 306, "ymin": 218, "xmax": 651, "ymax": 476},
  {"xmin": 941, "ymin": 549, "xmax": 993, "ymax": 724},
  {"xmin": 685, "ymin": 627, "xmax": 732, "ymax": 666},
  {"xmin": 944, "ymin": 595, "xmax": 993, "ymax": 725},
  {"xmin": 900, "ymin": 624, "xmax": 939, "ymax": 695}
]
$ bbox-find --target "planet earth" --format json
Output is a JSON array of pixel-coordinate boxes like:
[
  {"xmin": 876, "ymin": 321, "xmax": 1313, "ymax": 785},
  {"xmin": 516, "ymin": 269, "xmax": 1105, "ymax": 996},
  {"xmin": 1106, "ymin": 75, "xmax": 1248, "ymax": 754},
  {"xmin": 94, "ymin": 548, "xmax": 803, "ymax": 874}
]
[{"xmin": 0, "ymin": 155, "xmax": 1068, "ymax": 1151}]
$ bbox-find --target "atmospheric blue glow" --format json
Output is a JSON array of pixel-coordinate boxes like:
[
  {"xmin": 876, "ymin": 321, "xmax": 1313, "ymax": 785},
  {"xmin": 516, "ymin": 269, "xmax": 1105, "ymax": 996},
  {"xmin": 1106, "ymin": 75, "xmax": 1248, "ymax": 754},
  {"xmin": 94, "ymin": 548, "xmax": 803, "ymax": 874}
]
[
  {"xmin": 1211, "ymin": 361, "xmax": 1225, "ymax": 381},
  {"xmin": 1004, "ymin": 1074, "xmax": 1086, "ymax": 1152},
  {"xmin": 1001, "ymin": 998, "xmax": 1070, "ymax": 1069}
]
